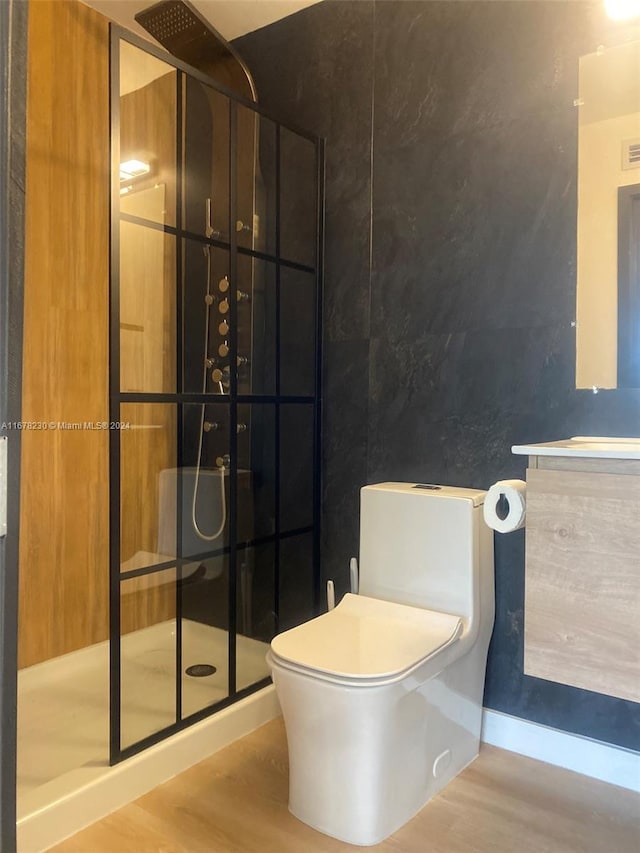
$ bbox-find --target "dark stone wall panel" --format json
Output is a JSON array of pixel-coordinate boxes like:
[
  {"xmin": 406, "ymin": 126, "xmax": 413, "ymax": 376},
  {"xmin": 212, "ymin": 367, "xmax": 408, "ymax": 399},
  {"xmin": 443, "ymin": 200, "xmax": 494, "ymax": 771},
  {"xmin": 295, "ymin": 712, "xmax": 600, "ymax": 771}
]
[
  {"xmin": 237, "ymin": 0, "xmax": 640, "ymax": 750},
  {"xmin": 321, "ymin": 339, "xmax": 369, "ymax": 597},
  {"xmin": 237, "ymin": 0, "xmax": 374, "ymax": 343}
]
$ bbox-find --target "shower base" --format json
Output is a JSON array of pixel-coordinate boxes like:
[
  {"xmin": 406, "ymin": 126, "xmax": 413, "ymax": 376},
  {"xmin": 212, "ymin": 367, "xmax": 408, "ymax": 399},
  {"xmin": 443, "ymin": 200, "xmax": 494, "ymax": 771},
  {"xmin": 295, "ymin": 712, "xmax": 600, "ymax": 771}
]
[{"xmin": 17, "ymin": 619, "xmax": 277, "ymax": 852}]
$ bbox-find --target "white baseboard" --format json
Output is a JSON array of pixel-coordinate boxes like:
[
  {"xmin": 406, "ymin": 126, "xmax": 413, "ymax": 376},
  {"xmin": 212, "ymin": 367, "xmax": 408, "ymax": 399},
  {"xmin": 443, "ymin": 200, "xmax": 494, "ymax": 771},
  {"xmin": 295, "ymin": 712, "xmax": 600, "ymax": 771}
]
[
  {"xmin": 17, "ymin": 686, "xmax": 281, "ymax": 853},
  {"xmin": 481, "ymin": 708, "xmax": 640, "ymax": 793}
]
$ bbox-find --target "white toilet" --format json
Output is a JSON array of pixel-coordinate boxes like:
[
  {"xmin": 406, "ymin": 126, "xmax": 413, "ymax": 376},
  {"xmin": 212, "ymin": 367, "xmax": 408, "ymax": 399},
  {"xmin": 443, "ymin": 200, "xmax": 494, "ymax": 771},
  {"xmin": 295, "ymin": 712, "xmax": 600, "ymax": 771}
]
[{"xmin": 267, "ymin": 482, "xmax": 495, "ymax": 846}]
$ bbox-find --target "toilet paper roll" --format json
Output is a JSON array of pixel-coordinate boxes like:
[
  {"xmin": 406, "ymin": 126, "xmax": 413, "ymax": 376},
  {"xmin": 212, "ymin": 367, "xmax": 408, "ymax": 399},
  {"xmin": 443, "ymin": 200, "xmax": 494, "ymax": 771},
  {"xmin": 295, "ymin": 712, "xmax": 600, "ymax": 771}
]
[{"xmin": 483, "ymin": 479, "xmax": 527, "ymax": 533}]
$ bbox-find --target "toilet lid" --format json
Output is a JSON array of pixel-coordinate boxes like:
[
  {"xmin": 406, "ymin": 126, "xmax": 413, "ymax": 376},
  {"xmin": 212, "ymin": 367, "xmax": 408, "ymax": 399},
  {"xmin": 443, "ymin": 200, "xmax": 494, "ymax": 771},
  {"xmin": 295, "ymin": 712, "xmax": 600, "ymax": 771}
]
[{"xmin": 270, "ymin": 594, "xmax": 462, "ymax": 681}]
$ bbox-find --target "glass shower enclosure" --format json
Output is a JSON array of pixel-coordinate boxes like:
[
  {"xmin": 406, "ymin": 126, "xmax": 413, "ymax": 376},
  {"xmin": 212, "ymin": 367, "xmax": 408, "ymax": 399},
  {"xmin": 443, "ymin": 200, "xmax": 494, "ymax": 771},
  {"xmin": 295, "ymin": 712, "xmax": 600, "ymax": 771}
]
[{"xmin": 110, "ymin": 29, "xmax": 323, "ymax": 762}]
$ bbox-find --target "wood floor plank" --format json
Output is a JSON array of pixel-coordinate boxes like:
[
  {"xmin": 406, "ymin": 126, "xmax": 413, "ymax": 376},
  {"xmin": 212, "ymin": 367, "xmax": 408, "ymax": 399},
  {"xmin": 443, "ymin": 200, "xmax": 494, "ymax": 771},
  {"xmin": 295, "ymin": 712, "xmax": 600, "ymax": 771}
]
[{"xmin": 51, "ymin": 718, "xmax": 640, "ymax": 853}]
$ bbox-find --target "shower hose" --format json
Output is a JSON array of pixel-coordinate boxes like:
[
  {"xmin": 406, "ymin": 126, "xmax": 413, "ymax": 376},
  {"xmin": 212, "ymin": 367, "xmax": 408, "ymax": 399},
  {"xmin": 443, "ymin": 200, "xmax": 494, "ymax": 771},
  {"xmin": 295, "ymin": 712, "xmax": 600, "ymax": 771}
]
[{"xmin": 192, "ymin": 245, "xmax": 226, "ymax": 541}]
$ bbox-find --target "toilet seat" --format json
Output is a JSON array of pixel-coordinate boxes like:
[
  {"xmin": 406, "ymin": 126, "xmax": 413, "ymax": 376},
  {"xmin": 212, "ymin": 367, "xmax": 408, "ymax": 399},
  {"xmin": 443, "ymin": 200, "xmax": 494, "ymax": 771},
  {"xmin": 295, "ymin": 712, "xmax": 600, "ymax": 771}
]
[{"xmin": 269, "ymin": 593, "xmax": 463, "ymax": 687}]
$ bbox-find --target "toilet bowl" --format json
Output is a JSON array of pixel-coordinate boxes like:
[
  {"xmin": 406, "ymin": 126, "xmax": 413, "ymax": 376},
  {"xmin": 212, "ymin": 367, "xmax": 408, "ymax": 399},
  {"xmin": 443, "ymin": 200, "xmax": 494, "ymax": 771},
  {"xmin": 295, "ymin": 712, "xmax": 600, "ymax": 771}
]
[{"xmin": 268, "ymin": 483, "xmax": 495, "ymax": 846}]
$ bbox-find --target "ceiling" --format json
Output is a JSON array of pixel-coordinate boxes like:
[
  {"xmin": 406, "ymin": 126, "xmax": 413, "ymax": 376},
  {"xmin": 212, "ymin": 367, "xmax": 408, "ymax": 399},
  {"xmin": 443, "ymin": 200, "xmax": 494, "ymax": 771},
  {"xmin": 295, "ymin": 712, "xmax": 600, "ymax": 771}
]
[{"xmin": 83, "ymin": 0, "xmax": 321, "ymax": 43}]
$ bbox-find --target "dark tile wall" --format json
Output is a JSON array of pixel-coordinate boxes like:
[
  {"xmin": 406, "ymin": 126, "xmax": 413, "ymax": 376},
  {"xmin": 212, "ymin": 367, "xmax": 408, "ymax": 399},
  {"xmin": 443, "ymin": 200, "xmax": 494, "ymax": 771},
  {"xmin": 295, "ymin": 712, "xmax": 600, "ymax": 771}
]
[{"xmin": 236, "ymin": 1, "xmax": 640, "ymax": 750}]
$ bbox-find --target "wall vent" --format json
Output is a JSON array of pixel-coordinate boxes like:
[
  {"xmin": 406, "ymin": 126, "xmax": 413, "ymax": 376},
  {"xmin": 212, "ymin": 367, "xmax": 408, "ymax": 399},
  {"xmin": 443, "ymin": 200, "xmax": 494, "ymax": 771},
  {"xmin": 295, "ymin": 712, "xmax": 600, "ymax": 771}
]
[{"xmin": 622, "ymin": 138, "xmax": 640, "ymax": 170}]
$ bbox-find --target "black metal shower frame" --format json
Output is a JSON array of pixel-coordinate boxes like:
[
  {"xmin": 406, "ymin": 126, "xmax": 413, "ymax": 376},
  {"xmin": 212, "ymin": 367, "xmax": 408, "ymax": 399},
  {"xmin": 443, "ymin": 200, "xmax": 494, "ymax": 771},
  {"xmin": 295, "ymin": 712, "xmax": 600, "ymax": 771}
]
[{"xmin": 109, "ymin": 25, "xmax": 325, "ymax": 765}]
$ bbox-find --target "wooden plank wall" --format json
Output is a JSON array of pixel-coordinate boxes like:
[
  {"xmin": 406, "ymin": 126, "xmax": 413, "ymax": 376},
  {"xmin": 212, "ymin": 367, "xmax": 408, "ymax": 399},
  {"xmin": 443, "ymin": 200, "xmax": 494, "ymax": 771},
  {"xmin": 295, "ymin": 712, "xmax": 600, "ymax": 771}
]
[
  {"xmin": 20, "ymin": 0, "xmax": 178, "ymax": 666},
  {"xmin": 524, "ymin": 466, "xmax": 640, "ymax": 703},
  {"xmin": 118, "ymin": 65, "xmax": 179, "ymax": 634},
  {"xmin": 19, "ymin": 0, "xmax": 110, "ymax": 668}
]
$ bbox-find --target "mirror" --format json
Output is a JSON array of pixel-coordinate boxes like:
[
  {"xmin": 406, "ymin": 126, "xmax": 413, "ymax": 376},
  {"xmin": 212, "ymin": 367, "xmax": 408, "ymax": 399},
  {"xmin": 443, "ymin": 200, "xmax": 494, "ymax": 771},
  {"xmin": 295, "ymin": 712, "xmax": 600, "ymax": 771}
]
[{"xmin": 576, "ymin": 39, "xmax": 640, "ymax": 389}]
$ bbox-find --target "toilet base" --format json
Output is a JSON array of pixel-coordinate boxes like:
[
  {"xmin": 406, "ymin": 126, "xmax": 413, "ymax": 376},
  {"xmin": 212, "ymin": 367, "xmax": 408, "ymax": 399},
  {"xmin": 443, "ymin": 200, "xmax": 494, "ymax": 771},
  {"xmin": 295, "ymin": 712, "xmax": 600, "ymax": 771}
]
[
  {"xmin": 288, "ymin": 751, "xmax": 480, "ymax": 847},
  {"xmin": 274, "ymin": 649, "xmax": 488, "ymax": 846}
]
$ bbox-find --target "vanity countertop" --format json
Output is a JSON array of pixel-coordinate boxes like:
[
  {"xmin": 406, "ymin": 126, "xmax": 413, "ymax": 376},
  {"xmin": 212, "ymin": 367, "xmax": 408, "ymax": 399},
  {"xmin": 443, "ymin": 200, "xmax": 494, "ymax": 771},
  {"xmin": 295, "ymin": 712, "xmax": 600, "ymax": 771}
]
[{"xmin": 511, "ymin": 436, "xmax": 640, "ymax": 460}]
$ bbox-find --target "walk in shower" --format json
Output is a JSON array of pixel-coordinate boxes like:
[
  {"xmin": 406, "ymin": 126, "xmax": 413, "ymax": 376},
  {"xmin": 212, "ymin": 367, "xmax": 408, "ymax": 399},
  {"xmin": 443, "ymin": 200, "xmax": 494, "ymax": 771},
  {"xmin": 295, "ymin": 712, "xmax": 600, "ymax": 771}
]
[
  {"xmin": 16, "ymin": 4, "xmax": 322, "ymax": 841},
  {"xmin": 111, "ymin": 30, "xmax": 323, "ymax": 760}
]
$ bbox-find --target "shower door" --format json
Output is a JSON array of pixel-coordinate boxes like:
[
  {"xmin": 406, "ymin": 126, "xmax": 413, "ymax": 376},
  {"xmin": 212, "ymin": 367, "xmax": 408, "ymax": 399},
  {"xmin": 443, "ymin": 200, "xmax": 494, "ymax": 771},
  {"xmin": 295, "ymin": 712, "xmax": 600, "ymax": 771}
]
[{"xmin": 109, "ymin": 28, "xmax": 323, "ymax": 762}]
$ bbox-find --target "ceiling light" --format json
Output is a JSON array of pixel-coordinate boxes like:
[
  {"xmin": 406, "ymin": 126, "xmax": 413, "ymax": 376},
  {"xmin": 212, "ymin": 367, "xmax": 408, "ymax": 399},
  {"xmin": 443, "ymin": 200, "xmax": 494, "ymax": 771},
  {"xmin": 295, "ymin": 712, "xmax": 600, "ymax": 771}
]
[
  {"xmin": 119, "ymin": 159, "xmax": 150, "ymax": 181},
  {"xmin": 605, "ymin": 0, "xmax": 640, "ymax": 20}
]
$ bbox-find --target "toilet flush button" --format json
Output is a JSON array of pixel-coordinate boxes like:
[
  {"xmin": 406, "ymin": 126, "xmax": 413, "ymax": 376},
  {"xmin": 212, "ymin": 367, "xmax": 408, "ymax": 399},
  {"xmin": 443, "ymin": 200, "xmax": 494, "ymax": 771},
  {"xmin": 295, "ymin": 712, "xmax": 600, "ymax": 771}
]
[{"xmin": 432, "ymin": 749, "xmax": 452, "ymax": 779}]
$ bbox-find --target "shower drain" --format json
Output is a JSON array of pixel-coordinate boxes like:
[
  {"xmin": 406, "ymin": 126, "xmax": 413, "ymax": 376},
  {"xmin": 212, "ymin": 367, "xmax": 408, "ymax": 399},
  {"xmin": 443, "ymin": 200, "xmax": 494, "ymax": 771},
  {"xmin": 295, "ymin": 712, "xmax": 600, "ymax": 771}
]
[{"xmin": 185, "ymin": 664, "xmax": 217, "ymax": 677}]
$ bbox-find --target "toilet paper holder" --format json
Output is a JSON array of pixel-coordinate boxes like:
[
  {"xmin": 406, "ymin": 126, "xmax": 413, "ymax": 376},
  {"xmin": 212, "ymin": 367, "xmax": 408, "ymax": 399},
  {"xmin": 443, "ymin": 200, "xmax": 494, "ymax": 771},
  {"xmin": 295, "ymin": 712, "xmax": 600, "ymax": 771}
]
[{"xmin": 483, "ymin": 479, "xmax": 527, "ymax": 533}]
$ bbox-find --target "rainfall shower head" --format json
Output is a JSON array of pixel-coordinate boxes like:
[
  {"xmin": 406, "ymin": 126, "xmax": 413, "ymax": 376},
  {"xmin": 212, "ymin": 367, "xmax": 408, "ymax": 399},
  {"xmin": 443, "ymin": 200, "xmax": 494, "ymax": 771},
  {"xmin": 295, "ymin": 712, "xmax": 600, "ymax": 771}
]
[
  {"xmin": 136, "ymin": 0, "xmax": 211, "ymax": 59},
  {"xmin": 134, "ymin": 0, "xmax": 256, "ymax": 100}
]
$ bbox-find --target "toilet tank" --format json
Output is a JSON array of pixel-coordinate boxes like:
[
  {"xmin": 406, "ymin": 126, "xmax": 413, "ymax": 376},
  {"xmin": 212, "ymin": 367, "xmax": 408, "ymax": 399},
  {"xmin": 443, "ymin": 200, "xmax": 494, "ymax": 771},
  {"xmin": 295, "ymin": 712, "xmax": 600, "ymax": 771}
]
[{"xmin": 358, "ymin": 483, "xmax": 490, "ymax": 620}]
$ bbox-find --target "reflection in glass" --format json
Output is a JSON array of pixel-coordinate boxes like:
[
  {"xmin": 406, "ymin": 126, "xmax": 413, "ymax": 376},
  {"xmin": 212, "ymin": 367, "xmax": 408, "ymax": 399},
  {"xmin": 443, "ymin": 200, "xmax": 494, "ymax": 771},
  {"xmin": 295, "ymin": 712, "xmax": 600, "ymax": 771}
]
[
  {"xmin": 183, "ymin": 78, "xmax": 230, "ymax": 240},
  {"xmin": 237, "ymin": 107, "xmax": 277, "ymax": 256},
  {"xmin": 119, "ymin": 41, "xmax": 177, "ymax": 227},
  {"xmin": 576, "ymin": 39, "xmax": 640, "ymax": 389},
  {"xmin": 182, "ymin": 241, "xmax": 231, "ymax": 395},
  {"xmin": 237, "ymin": 255, "xmax": 276, "ymax": 395},
  {"xmin": 180, "ymin": 403, "xmax": 231, "ymax": 561},
  {"xmin": 121, "ymin": 568, "xmax": 177, "ymax": 748},
  {"xmin": 238, "ymin": 403, "xmax": 276, "ymax": 542},
  {"xmin": 181, "ymin": 565, "xmax": 230, "ymax": 719},
  {"xmin": 120, "ymin": 404, "xmax": 177, "ymax": 573},
  {"xmin": 120, "ymin": 222, "xmax": 176, "ymax": 394}
]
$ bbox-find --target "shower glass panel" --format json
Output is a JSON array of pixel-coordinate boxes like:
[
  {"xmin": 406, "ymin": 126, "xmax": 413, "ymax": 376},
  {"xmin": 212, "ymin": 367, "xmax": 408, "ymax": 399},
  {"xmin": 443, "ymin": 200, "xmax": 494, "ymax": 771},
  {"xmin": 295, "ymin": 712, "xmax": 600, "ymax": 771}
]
[
  {"xmin": 280, "ymin": 267, "xmax": 316, "ymax": 397},
  {"xmin": 120, "ymin": 569, "xmax": 177, "ymax": 749},
  {"xmin": 182, "ymin": 79, "xmax": 230, "ymax": 240},
  {"xmin": 237, "ymin": 403, "xmax": 276, "ymax": 541},
  {"xmin": 119, "ymin": 223, "xmax": 176, "ymax": 394},
  {"xmin": 111, "ymin": 28, "xmax": 323, "ymax": 763},
  {"xmin": 181, "ymin": 557, "xmax": 231, "ymax": 719},
  {"xmin": 236, "ymin": 542, "xmax": 276, "ymax": 691},
  {"xmin": 280, "ymin": 128, "xmax": 317, "ymax": 267},
  {"xmin": 120, "ymin": 403, "xmax": 178, "ymax": 572},
  {"xmin": 237, "ymin": 255, "xmax": 276, "ymax": 396},
  {"xmin": 182, "ymin": 241, "xmax": 231, "ymax": 395},
  {"xmin": 236, "ymin": 107, "xmax": 277, "ymax": 256},
  {"xmin": 179, "ymin": 401, "xmax": 231, "ymax": 719},
  {"xmin": 180, "ymin": 402, "xmax": 231, "ymax": 560},
  {"xmin": 179, "ymin": 503, "xmax": 232, "ymax": 719},
  {"xmin": 280, "ymin": 404, "xmax": 314, "ymax": 533},
  {"xmin": 119, "ymin": 42, "xmax": 177, "ymax": 228}
]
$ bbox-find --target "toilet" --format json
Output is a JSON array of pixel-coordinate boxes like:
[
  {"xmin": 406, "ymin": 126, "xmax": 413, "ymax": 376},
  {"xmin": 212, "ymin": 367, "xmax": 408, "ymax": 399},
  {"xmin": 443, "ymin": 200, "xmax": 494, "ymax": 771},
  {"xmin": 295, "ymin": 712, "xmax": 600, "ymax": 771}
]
[{"xmin": 267, "ymin": 482, "xmax": 495, "ymax": 846}]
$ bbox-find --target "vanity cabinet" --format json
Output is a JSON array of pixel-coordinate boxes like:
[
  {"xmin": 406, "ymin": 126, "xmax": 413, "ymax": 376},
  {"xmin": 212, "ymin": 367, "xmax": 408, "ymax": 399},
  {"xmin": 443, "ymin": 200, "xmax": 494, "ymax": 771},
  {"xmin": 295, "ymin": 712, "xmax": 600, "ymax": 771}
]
[{"xmin": 524, "ymin": 456, "xmax": 640, "ymax": 703}]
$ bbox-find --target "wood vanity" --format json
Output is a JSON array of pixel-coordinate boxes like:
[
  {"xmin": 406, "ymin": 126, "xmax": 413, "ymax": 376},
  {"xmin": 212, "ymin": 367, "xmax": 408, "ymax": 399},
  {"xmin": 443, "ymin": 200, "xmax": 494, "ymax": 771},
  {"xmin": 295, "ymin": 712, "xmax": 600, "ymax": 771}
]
[{"xmin": 512, "ymin": 438, "xmax": 640, "ymax": 703}]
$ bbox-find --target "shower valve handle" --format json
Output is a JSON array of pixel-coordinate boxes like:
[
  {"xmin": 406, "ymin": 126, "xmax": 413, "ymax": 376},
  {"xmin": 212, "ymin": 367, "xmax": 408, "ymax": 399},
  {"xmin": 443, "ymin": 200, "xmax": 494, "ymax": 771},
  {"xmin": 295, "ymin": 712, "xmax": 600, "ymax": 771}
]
[{"xmin": 204, "ymin": 198, "xmax": 222, "ymax": 239}]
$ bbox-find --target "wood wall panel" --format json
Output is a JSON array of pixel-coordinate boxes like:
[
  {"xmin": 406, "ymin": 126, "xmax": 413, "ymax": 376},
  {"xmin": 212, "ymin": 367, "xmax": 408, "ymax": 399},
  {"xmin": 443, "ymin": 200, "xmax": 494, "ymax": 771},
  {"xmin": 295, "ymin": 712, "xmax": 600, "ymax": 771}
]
[
  {"xmin": 19, "ymin": 0, "xmax": 110, "ymax": 668},
  {"xmin": 119, "ymin": 401, "xmax": 176, "ymax": 635},
  {"xmin": 20, "ymin": 1, "xmax": 179, "ymax": 667},
  {"xmin": 524, "ymin": 467, "xmax": 640, "ymax": 702},
  {"xmin": 118, "ymin": 67, "xmax": 180, "ymax": 632}
]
